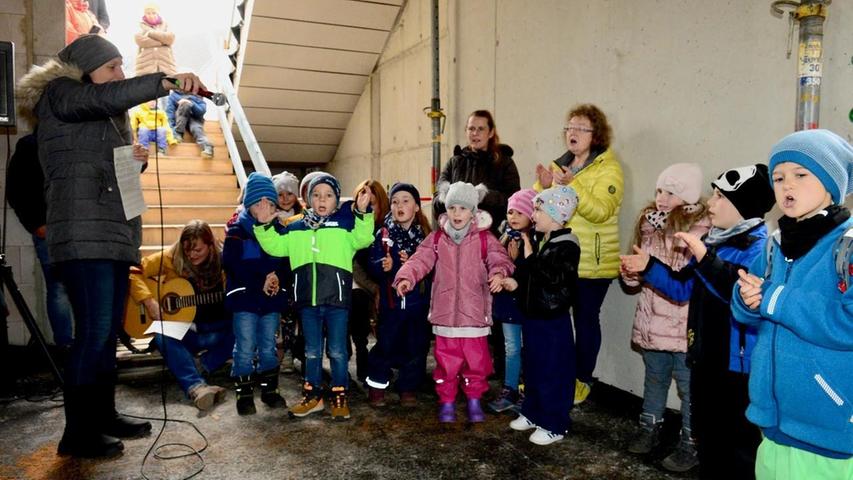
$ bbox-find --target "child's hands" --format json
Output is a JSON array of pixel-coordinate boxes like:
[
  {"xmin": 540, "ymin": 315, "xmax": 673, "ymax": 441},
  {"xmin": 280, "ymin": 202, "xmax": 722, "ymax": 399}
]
[
  {"xmin": 737, "ymin": 269, "xmax": 764, "ymax": 310},
  {"xmin": 250, "ymin": 197, "xmax": 278, "ymax": 224},
  {"xmin": 507, "ymin": 238, "xmax": 520, "ymax": 260},
  {"xmin": 535, "ymin": 163, "xmax": 553, "ymax": 188},
  {"xmin": 396, "ymin": 279, "xmax": 412, "ymax": 297},
  {"xmin": 382, "ymin": 253, "xmax": 393, "ymax": 272},
  {"xmin": 674, "ymin": 232, "xmax": 707, "ymax": 262},
  {"xmin": 399, "ymin": 250, "xmax": 410, "ymax": 263},
  {"xmin": 620, "ymin": 246, "xmax": 651, "ymax": 274},
  {"xmin": 356, "ymin": 187, "xmax": 371, "ymax": 212},
  {"xmin": 263, "ymin": 272, "xmax": 280, "ymax": 296},
  {"xmin": 502, "ymin": 277, "xmax": 518, "ymax": 292},
  {"xmin": 489, "ymin": 273, "xmax": 505, "ymax": 293},
  {"xmin": 519, "ymin": 231, "xmax": 534, "ymax": 258}
]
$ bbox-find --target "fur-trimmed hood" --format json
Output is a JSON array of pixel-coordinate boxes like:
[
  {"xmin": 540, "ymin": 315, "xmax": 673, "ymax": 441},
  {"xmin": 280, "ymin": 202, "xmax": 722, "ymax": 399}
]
[
  {"xmin": 16, "ymin": 59, "xmax": 84, "ymax": 126},
  {"xmin": 437, "ymin": 210, "xmax": 494, "ymax": 233}
]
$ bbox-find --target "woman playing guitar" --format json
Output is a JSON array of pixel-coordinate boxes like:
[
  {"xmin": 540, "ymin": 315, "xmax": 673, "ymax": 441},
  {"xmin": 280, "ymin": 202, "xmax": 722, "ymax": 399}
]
[{"xmin": 129, "ymin": 220, "xmax": 233, "ymax": 410}]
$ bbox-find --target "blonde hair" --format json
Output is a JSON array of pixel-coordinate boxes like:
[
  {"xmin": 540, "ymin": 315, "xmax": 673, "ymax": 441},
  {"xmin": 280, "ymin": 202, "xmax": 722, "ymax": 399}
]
[
  {"xmin": 170, "ymin": 220, "xmax": 222, "ymax": 290},
  {"xmin": 630, "ymin": 201, "xmax": 708, "ymax": 256}
]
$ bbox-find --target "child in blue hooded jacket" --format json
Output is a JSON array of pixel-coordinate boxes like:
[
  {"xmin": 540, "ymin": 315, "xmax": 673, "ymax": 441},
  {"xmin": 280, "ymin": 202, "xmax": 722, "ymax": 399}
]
[
  {"xmin": 733, "ymin": 129, "xmax": 853, "ymax": 480},
  {"xmin": 224, "ymin": 173, "xmax": 289, "ymax": 415}
]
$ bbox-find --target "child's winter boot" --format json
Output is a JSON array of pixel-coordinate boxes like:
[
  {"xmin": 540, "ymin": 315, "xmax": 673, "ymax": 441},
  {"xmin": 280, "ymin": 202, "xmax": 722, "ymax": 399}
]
[
  {"xmin": 627, "ymin": 412, "xmax": 662, "ymax": 454},
  {"xmin": 234, "ymin": 375, "xmax": 256, "ymax": 416},
  {"xmin": 257, "ymin": 369, "xmax": 286, "ymax": 408},
  {"xmin": 289, "ymin": 383, "xmax": 324, "ymax": 418},
  {"xmin": 661, "ymin": 429, "xmax": 699, "ymax": 472},
  {"xmin": 367, "ymin": 387, "xmax": 386, "ymax": 408},
  {"xmin": 467, "ymin": 398, "xmax": 486, "ymax": 423},
  {"xmin": 438, "ymin": 402, "xmax": 456, "ymax": 423},
  {"xmin": 330, "ymin": 386, "xmax": 351, "ymax": 421}
]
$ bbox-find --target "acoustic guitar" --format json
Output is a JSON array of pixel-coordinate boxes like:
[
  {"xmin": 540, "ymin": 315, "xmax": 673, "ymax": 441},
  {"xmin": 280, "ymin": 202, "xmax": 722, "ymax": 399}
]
[{"xmin": 123, "ymin": 277, "xmax": 224, "ymax": 339}]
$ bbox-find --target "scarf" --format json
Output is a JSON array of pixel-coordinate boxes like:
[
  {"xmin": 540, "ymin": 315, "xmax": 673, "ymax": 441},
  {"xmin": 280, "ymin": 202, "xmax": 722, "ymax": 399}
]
[
  {"xmin": 778, "ymin": 205, "xmax": 850, "ymax": 260},
  {"xmin": 303, "ymin": 208, "xmax": 330, "ymax": 230},
  {"xmin": 444, "ymin": 219, "xmax": 472, "ymax": 244},
  {"xmin": 383, "ymin": 213, "xmax": 426, "ymax": 255},
  {"xmin": 704, "ymin": 218, "xmax": 763, "ymax": 246},
  {"xmin": 142, "ymin": 14, "xmax": 163, "ymax": 26}
]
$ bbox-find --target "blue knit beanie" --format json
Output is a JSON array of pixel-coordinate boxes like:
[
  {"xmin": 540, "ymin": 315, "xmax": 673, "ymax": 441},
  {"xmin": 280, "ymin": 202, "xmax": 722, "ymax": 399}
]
[
  {"xmin": 768, "ymin": 129, "xmax": 853, "ymax": 204},
  {"xmin": 308, "ymin": 174, "xmax": 341, "ymax": 207},
  {"xmin": 243, "ymin": 172, "xmax": 278, "ymax": 209},
  {"xmin": 389, "ymin": 182, "xmax": 421, "ymax": 206}
]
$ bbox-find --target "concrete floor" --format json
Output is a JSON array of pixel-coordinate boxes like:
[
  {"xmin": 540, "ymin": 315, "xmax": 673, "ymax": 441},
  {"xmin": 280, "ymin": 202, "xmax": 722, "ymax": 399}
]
[{"xmin": 0, "ymin": 349, "xmax": 700, "ymax": 480}]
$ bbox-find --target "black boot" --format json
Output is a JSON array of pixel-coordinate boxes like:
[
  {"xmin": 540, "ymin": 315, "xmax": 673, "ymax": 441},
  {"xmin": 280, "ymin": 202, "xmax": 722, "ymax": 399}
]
[
  {"xmin": 58, "ymin": 385, "xmax": 124, "ymax": 458},
  {"xmin": 234, "ymin": 375, "xmax": 256, "ymax": 415},
  {"xmin": 258, "ymin": 369, "xmax": 287, "ymax": 408},
  {"xmin": 98, "ymin": 382, "xmax": 152, "ymax": 439}
]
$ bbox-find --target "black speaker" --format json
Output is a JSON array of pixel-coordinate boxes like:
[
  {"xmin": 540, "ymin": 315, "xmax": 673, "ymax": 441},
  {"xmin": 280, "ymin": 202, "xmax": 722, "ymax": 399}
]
[{"xmin": 0, "ymin": 41, "xmax": 16, "ymax": 128}]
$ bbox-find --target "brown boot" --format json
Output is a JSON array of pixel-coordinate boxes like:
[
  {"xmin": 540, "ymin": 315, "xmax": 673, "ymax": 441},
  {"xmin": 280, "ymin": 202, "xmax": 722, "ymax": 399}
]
[
  {"xmin": 368, "ymin": 387, "xmax": 386, "ymax": 408},
  {"xmin": 399, "ymin": 392, "xmax": 418, "ymax": 408}
]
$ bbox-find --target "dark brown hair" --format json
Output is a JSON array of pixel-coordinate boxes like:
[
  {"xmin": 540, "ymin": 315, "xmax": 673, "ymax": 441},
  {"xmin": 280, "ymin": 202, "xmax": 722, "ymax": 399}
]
[
  {"xmin": 567, "ymin": 104, "xmax": 612, "ymax": 150},
  {"xmin": 353, "ymin": 179, "xmax": 390, "ymax": 228},
  {"xmin": 468, "ymin": 110, "xmax": 501, "ymax": 160}
]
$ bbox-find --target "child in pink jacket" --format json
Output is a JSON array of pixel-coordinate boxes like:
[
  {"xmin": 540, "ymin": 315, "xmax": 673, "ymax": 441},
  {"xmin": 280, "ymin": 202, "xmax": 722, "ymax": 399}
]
[
  {"xmin": 395, "ymin": 181, "xmax": 514, "ymax": 423},
  {"xmin": 622, "ymin": 163, "xmax": 710, "ymax": 471}
]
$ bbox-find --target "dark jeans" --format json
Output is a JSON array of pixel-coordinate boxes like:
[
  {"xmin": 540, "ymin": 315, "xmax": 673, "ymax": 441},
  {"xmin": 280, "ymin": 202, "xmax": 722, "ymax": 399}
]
[
  {"xmin": 572, "ymin": 278, "xmax": 612, "ymax": 383},
  {"xmin": 349, "ymin": 288, "xmax": 373, "ymax": 382},
  {"xmin": 365, "ymin": 303, "xmax": 430, "ymax": 392},
  {"xmin": 153, "ymin": 319, "xmax": 233, "ymax": 395},
  {"xmin": 521, "ymin": 313, "xmax": 575, "ymax": 435},
  {"xmin": 33, "ymin": 235, "xmax": 74, "ymax": 347},
  {"xmin": 58, "ymin": 260, "xmax": 130, "ymax": 386},
  {"xmin": 692, "ymin": 362, "xmax": 760, "ymax": 480}
]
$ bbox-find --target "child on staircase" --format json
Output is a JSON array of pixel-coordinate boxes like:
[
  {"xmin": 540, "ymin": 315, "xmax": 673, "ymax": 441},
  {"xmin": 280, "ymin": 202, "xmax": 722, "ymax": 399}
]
[
  {"xmin": 131, "ymin": 99, "xmax": 177, "ymax": 155},
  {"xmin": 253, "ymin": 174, "xmax": 374, "ymax": 421},
  {"xmin": 224, "ymin": 173, "xmax": 289, "ymax": 415},
  {"xmin": 621, "ymin": 163, "xmax": 710, "ymax": 470},
  {"xmin": 394, "ymin": 181, "xmax": 514, "ymax": 423}
]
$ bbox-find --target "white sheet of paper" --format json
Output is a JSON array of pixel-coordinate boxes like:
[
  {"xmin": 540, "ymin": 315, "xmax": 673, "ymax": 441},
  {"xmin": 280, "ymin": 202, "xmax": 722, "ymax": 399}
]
[
  {"xmin": 144, "ymin": 321, "xmax": 191, "ymax": 340},
  {"xmin": 113, "ymin": 145, "xmax": 147, "ymax": 220}
]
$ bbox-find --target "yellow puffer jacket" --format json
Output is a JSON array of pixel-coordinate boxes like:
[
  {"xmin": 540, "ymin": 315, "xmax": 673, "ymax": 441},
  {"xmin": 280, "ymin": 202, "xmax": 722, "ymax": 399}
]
[
  {"xmin": 130, "ymin": 103, "xmax": 176, "ymax": 144},
  {"xmin": 534, "ymin": 148, "xmax": 623, "ymax": 278}
]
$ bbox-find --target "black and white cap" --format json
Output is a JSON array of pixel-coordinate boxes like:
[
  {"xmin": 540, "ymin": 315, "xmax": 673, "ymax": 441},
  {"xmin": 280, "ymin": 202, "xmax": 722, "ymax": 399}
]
[{"xmin": 711, "ymin": 164, "xmax": 775, "ymax": 220}]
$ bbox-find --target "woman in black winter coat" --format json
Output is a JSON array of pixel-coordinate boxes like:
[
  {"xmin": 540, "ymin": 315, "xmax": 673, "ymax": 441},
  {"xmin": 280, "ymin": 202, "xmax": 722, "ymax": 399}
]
[
  {"xmin": 16, "ymin": 34, "xmax": 205, "ymax": 459},
  {"xmin": 434, "ymin": 110, "xmax": 521, "ymax": 236}
]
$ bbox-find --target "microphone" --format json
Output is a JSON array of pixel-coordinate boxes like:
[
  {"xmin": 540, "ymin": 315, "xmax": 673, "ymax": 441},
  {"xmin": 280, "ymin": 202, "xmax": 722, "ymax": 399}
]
[{"xmin": 164, "ymin": 77, "xmax": 227, "ymax": 106}]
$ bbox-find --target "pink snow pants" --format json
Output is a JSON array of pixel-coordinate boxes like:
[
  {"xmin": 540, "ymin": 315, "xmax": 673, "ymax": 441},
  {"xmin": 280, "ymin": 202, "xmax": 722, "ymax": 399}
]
[{"xmin": 433, "ymin": 335, "xmax": 493, "ymax": 403}]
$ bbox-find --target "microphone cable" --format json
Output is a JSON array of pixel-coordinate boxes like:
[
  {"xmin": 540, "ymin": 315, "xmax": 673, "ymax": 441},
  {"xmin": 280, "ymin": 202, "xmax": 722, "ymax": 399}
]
[{"xmin": 126, "ymin": 84, "xmax": 209, "ymax": 480}]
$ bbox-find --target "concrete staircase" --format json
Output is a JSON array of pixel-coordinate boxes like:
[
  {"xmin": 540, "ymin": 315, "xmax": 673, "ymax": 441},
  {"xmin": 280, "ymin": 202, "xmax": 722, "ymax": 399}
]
[{"xmin": 139, "ymin": 120, "xmax": 239, "ymax": 253}]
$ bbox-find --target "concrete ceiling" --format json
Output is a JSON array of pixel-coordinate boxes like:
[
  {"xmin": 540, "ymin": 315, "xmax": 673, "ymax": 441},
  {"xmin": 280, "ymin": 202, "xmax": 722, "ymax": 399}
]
[{"xmin": 234, "ymin": 0, "xmax": 404, "ymax": 166}]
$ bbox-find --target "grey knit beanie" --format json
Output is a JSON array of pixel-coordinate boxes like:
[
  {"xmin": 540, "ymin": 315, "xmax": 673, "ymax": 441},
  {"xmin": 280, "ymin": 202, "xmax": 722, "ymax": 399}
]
[{"xmin": 58, "ymin": 35, "xmax": 122, "ymax": 75}]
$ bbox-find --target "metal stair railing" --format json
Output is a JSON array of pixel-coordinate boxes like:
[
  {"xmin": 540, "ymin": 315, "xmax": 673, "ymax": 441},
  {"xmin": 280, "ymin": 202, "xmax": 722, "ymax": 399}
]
[{"xmin": 216, "ymin": 69, "xmax": 270, "ymax": 189}]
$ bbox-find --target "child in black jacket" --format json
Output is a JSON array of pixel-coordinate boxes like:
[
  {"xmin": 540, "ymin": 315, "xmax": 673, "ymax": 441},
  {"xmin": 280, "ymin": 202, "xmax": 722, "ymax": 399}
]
[{"xmin": 503, "ymin": 185, "xmax": 581, "ymax": 446}]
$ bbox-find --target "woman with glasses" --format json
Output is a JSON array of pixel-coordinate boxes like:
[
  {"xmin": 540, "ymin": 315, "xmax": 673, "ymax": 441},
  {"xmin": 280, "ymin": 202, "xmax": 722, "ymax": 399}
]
[
  {"xmin": 533, "ymin": 104, "xmax": 624, "ymax": 406},
  {"xmin": 434, "ymin": 110, "xmax": 521, "ymax": 236}
]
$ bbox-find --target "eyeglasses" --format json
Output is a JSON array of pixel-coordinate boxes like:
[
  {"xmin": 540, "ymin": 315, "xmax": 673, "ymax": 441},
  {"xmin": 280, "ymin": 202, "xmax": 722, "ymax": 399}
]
[{"xmin": 563, "ymin": 125, "xmax": 594, "ymax": 134}]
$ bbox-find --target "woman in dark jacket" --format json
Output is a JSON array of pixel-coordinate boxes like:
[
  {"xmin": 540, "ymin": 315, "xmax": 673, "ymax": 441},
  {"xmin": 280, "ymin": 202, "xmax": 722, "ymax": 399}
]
[
  {"xmin": 16, "ymin": 34, "xmax": 205, "ymax": 459},
  {"xmin": 434, "ymin": 110, "xmax": 521, "ymax": 236}
]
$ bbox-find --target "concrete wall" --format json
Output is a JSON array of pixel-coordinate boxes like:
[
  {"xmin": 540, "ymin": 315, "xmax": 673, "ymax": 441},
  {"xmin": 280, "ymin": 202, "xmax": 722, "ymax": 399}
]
[
  {"xmin": 328, "ymin": 0, "xmax": 853, "ymax": 402},
  {"xmin": 1, "ymin": 0, "xmax": 65, "ymax": 345}
]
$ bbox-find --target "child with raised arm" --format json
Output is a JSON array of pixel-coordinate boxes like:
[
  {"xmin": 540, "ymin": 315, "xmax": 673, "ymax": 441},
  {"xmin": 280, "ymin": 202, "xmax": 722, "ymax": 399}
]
[
  {"xmin": 253, "ymin": 174, "xmax": 373, "ymax": 421},
  {"xmin": 503, "ymin": 186, "xmax": 581, "ymax": 446},
  {"xmin": 394, "ymin": 181, "xmax": 514, "ymax": 423},
  {"xmin": 488, "ymin": 188, "xmax": 537, "ymax": 413},
  {"xmin": 620, "ymin": 164, "xmax": 775, "ymax": 478},
  {"xmin": 622, "ymin": 164, "xmax": 710, "ymax": 470},
  {"xmin": 365, "ymin": 183, "xmax": 432, "ymax": 407},
  {"xmin": 733, "ymin": 130, "xmax": 853, "ymax": 480}
]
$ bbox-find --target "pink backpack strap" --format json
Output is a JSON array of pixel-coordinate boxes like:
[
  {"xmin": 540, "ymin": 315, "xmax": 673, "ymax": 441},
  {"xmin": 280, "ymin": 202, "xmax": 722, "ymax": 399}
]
[
  {"xmin": 479, "ymin": 230, "xmax": 488, "ymax": 260},
  {"xmin": 433, "ymin": 228, "xmax": 443, "ymax": 255}
]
